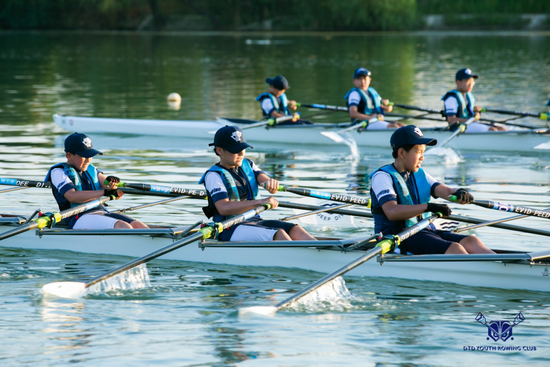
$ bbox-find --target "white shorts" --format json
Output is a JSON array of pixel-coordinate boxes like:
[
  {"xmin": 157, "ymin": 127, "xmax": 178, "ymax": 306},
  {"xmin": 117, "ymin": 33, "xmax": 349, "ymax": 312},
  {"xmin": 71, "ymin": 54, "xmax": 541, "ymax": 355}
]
[
  {"xmin": 367, "ymin": 120, "xmax": 390, "ymax": 130},
  {"xmin": 465, "ymin": 122, "xmax": 490, "ymax": 133},
  {"xmin": 73, "ymin": 213, "xmax": 123, "ymax": 230},
  {"xmin": 229, "ymin": 225, "xmax": 279, "ymax": 242}
]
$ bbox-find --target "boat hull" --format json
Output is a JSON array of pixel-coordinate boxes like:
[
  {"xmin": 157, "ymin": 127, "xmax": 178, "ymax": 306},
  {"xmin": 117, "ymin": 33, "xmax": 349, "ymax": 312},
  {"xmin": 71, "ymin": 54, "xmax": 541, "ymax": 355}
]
[
  {"xmin": 2, "ymin": 225, "xmax": 549, "ymax": 292},
  {"xmin": 53, "ymin": 114, "xmax": 550, "ymax": 152}
]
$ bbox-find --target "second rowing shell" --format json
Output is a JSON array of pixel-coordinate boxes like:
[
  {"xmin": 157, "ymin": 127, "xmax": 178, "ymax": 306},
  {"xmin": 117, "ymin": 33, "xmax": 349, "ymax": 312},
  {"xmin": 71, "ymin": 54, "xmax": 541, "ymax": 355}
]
[{"xmin": 53, "ymin": 114, "xmax": 550, "ymax": 152}]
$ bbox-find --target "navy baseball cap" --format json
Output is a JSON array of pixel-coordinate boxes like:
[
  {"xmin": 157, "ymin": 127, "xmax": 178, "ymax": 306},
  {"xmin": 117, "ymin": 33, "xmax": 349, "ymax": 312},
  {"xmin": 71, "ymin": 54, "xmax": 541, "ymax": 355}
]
[
  {"xmin": 390, "ymin": 125, "xmax": 437, "ymax": 151},
  {"xmin": 209, "ymin": 126, "xmax": 253, "ymax": 154},
  {"xmin": 456, "ymin": 68, "xmax": 478, "ymax": 80},
  {"xmin": 353, "ymin": 67, "xmax": 371, "ymax": 79},
  {"xmin": 64, "ymin": 133, "xmax": 102, "ymax": 158},
  {"xmin": 266, "ymin": 75, "xmax": 289, "ymax": 90}
]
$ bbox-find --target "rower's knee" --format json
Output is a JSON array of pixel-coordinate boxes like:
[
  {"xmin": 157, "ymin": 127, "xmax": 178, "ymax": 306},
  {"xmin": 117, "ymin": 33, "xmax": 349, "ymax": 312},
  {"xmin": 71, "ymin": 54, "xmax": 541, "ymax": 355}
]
[
  {"xmin": 273, "ymin": 229, "xmax": 292, "ymax": 241},
  {"xmin": 114, "ymin": 220, "xmax": 133, "ymax": 229},
  {"xmin": 130, "ymin": 220, "xmax": 149, "ymax": 229},
  {"xmin": 460, "ymin": 236, "xmax": 495, "ymax": 254},
  {"xmin": 288, "ymin": 225, "xmax": 316, "ymax": 241},
  {"xmin": 445, "ymin": 242, "xmax": 468, "ymax": 254}
]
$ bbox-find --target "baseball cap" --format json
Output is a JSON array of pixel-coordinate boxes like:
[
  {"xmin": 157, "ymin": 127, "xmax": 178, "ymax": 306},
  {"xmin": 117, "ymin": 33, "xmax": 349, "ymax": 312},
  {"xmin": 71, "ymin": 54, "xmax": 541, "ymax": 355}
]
[
  {"xmin": 209, "ymin": 126, "xmax": 253, "ymax": 154},
  {"xmin": 266, "ymin": 75, "xmax": 289, "ymax": 90},
  {"xmin": 353, "ymin": 67, "xmax": 371, "ymax": 79},
  {"xmin": 456, "ymin": 68, "xmax": 478, "ymax": 80},
  {"xmin": 390, "ymin": 125, "xmax": 437, "ymax": 151},
  {"xmin": 64, "ymin": 133, "xmax": 103, "ymax": 158}
]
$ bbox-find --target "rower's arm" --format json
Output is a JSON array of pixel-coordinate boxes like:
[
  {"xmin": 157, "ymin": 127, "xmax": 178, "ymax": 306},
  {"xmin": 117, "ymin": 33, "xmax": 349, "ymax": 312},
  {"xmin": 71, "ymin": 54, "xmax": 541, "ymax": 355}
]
[
  {"xmin": 434, "ymin": 184, "xmax": 455, "ymax": 201},
  {"xmin": 381, "ymin": 200, "xmax": 428, "ymax": 221},
  {"xmin": 349, "ymin": 105, "xmax": 381, "ymax": 121},
  {"xmin": 214, "ymin": 197, "xmax": 278, "ymax": 216},
  {"xmin": 63, "ymin": 188, "xmax": 105, "ymax": 203}
]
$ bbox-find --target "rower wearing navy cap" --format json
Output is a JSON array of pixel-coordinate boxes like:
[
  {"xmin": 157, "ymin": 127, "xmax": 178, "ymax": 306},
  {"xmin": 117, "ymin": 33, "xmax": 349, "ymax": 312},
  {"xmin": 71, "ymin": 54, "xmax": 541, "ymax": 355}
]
[
  {"xmin": 256, "ymin": 75, "xmax": 311, "ymax": 125},
  {"xmin": 45, "ymin": 133, "xmax": 149, "ymax": 230},
  {"xmin": 199, "ymin": 126, "xmax": 316, "ymax": 242},
  {"xmin": 442, "ymin": 68, "xmax": 506, "ymax": 132},
  {"xmin": 344, "ymin": 67, "xmax": 405, "ymax": 129},
  {"xmin": 370, "ymin": 125, "xmax": 494, "ymax": 255}
]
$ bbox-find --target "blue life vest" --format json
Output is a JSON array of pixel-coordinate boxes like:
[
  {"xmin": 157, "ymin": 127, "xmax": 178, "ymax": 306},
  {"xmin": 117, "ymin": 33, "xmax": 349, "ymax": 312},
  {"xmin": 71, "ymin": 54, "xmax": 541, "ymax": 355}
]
[
  {"xmin": 442, "ymin": 90, "xmax": 476, "ymax": 119},
  {"xmin": 44, "ymin": 162, "xmax": 103, "ymax": 227},
  {"xmin": 369, "ymin": 164, "xmax": 432, "ymax": 235},
  {"xmin": 344, "ymin": 87, "xmax": 383, "ymax": 119},
  {"xmin": 198, "ymin": 159, "xmax": 261, "ymax": 222},
  {"xmin": 256, "ymin": 92, "xmax": 289, "ymax": 117}
]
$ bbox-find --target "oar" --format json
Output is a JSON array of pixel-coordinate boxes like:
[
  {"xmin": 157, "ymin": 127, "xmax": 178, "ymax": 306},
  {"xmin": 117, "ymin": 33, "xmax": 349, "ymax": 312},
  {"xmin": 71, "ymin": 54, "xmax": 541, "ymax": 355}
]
[
  {"xmin": 320, "ymin": 117, "xmax": 380, "ymax": 143},
  {"xmin": 239, "ymin": 114, "xmax": 296, "ymax": 130},
  {"xmin": 109, "ymin": 180, "xmax": 207, "ymax": 198},
  {"xmin": 41, "ymin": 203, "xmax": 273, "ymax": 298},
  {"xmin": 430, "ymin": 117, "xmax": 476, "ymax": 149},
  {"xmin": 0, "ymin": 196, "xmax": 112, "ymax": 242},
  {"xmin": 239, "ymin": 214, "xmax": 441, "ymax": 316},
  {"xmin": 480, "ymin": 107, "xmax": 549, "ymax": 120},
  {"xmin": 477, "ymin": 115, "xmax": 541, "ymax": 130},
  {"xmin": 111, "ymin": 195, "xmax": 192, "ymax": 214},
  {"xmin": 449, "ymin": 196, "xmax": 550, "ymax": 220},
  {"xmin": 392, "ymin": 103, "xmax": 446, "ymax": 116},
  {"xmin": 0, "ymin": 186, "xmax": 30, "ymax": 194},
  {"xmin": 0, "ymin": 177, "xmax": 52, "ymax": 189},
  {"xmin": 274, "ymin": 185, "xmax": 371, "ymax": 207},
  {"xmin": 454, "ymin": 207, "xmax": 550, "ymax": 233},
  {"xmin": 295, "ymin": 102, "xmax": 349, "ymax": 112}
]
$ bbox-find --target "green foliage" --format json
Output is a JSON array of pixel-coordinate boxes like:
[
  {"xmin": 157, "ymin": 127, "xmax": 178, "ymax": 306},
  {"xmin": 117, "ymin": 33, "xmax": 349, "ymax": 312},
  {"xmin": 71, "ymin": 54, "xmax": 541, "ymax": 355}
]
[{"xmin": 418, "ymin": 0, "xmax": 550, "ymax": 15}]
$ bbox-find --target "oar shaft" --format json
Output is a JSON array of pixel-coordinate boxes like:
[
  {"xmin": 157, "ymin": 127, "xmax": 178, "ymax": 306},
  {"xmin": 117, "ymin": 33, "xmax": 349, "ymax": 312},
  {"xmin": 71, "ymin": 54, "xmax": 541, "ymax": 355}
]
[
  {"xmin": 281, "ymin": 203, "xmax": 353, "ymax": 221},
  {"xmin": 436, "ymin": 117, "xmax": 475, "ymax": 148},
  {"xmin": 392, "ymin": 103, "xmax": 444, "ymax": 115},
  {"xmin": 279, "ymin": 186, "xmax": 370, "ymax": 207},
  {"xmin": 84, "ymin": 204, "xmax": 271, "ymax": 288},
  {"xmin": 116, "ymin": 181, "xmax": 207, "ymax": 198},
  {"xmin": 112, "ymin": 196, "xmax": 191, "ymax": 214},
  {"xmin": 274, "ymin": 214, "xmax": 440, "ymax": 311},
  {"xmin": 296, "ymin": 103, "xmax": 349, "ymax": 112},
  {"xmin": 481, "ymin": 108, "xmax": 548, "ymax": 119},
  {"xmin": 0, "ymin": 178, "xmax": 51, "ymax": 189},
  {"xmin": 471, "ymin": 199, "xmax": 550, "ymax": 219}
]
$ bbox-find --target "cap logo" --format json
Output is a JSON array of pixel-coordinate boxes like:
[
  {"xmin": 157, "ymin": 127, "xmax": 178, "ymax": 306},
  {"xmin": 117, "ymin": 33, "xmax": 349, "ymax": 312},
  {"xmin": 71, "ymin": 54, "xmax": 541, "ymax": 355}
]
[
  {"xmin": 231, "ymin": 131, "xmax": 243, "ymax": 142},
  {"xmin": 413, "ymin": 127, "xmax": 423, "ymax": 137},
  {"xmin": 82, "ymin": 137, "xmax": 92, "ymax": 148},
  {"xmin": 465, "ymin": 68, "xmax": 472, "ymax": 75}
]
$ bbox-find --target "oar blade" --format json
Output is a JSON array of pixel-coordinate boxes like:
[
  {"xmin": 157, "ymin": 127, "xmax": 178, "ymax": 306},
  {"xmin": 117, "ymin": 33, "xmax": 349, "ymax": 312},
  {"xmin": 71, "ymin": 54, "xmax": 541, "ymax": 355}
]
[
  {"xmin": 320, "ymin": 131, "xmax": 346, "ymax": 143},
  {"xmin": 238, "ymin": 306, "xmax": 278, "ymax": 317},
  {"xmin": 41, "ymin": 281, "xmax": 87, "ymax": 298}
]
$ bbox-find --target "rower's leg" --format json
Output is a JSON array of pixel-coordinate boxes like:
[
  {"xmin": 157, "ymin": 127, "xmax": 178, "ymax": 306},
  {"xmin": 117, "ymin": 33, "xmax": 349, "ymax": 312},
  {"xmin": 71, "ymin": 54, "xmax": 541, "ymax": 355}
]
[
  {"xmin": 114, "ymin": 220, "xmax": 133, "ymax": 229},
  {"xmin": 288, "ymin": 225, "xmax": 317, "ymax": 241},
  {"xmin": 444, "ymin": 242, "xmax": 469, "ymax": 254},
  {"xmin": 130, "ymin": 220, "xmax": 149, "ymax": 229},
  {"xmin": 459, "ymin": 236, "xmax": 496, "ymax": 254},
  {"xmin": 273, "ymin": 229, "xmax": 292, "ymax": 241}
]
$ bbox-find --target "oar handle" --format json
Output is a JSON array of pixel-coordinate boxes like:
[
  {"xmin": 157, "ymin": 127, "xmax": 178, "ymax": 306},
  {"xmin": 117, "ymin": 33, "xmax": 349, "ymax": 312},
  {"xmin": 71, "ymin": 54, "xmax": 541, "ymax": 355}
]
[{"xmin": 449, "ymin": 196, "xmax": 550, "ymax": 219}]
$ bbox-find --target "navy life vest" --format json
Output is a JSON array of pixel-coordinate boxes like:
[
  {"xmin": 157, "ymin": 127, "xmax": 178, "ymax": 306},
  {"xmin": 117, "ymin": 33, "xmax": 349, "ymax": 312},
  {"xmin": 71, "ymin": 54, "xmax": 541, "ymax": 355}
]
[
  {"xmin": 344, "ymin": 87, "xmax": 383, "ymax": 119},
  {"xmin": 442, "ymin": 90, "xmax": 476, "ymax": 119},
  {"xmin": 256, "ymin": 92, "xmax": 289, "ymax": 117},
  {"xmin": 370, "ymin": 164, "xmax": 432, "ymax": 235},
  {"xmin": 198, "ymin": 159, "xmax": 261, "ymax": 222},
  {"xmin": 44, "ymin": 162, "xmax": 103, "ymax": 227}
]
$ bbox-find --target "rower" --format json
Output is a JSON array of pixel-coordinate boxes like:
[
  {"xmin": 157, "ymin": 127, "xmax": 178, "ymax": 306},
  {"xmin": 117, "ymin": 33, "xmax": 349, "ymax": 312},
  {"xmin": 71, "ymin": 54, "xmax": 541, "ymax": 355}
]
[
  {"xmin": 442, "ymin": 68, "xmax": 506, "ymax": 132},
  {"xmin": 369, "ymin": 125, "xmax": 495, "ymax": 255},
  {"xmin": 45, "ymin": 133, "xmax": 149, "ymax": 230},
  {"xmin": 199, "ymin": 126, "xmax": 316, "ymax": 242},
  {"xmin": 344, "ymin": 67, "xmax": 405, "ymax": 129},
  {"xmin": 255, "ymin": 75, "xmax": 312, "ymax": 125}
]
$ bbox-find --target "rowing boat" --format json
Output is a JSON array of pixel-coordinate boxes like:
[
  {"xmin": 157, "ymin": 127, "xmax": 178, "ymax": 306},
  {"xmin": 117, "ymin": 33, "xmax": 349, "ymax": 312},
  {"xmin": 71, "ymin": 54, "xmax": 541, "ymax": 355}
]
[
  {"xmin": 2, "ymin": 214, "xmax": 549, "ymax": 292},
  {"xmin": 52, "ymin": 114, "xmax": 550, "ymax": 152}
]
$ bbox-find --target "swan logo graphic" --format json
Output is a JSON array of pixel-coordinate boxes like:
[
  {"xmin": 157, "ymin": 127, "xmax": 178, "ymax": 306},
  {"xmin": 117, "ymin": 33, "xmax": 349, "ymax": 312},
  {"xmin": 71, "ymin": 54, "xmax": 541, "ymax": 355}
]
[
  {"xmin": 413, "ymin": 127, "xmax": 423, "ymax": 137},
  {"xmin": 231, "ymin": 131, "xmax": 243, "ymax": 142},
  {"xmin": 476, "ymin": 312, "xmax": 524, "ymax": 342}
]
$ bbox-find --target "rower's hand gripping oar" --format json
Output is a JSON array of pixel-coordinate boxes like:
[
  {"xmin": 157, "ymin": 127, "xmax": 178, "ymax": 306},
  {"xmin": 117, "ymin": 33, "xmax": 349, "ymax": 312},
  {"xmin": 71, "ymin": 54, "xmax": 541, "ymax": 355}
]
[
  {"xmin": 41, "ymin": 203, "xmax": 273, "ymax": 298},
  {"xmin": 238, "ymin": 213, "xmax": 442, "ymax": 316},
  {"xmin": 0, "ymin": 196, "xmax": 113, "ymax": 242},
  {"xmin": 449, "ymin": 195, "xmax": 550, "ymax": 220}
]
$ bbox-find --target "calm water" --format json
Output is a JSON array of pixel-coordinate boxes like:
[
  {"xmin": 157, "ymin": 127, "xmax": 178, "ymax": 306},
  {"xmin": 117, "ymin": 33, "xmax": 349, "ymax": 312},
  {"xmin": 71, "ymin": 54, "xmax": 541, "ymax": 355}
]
[{"xmin": 1, "ymin": 31, "xmax": 550, "ymax": 366}]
